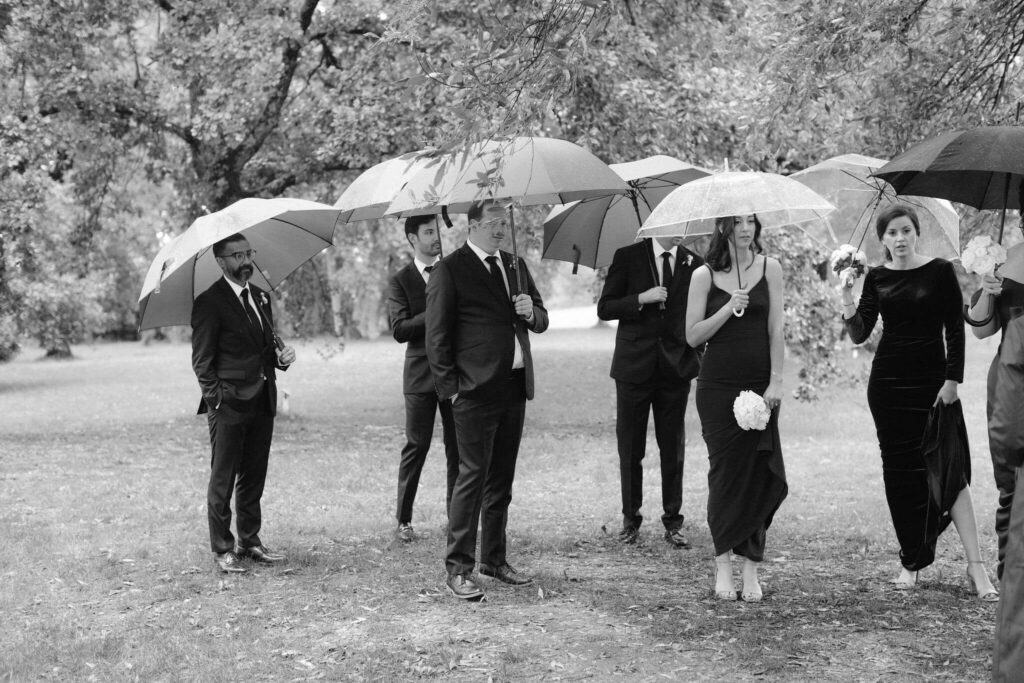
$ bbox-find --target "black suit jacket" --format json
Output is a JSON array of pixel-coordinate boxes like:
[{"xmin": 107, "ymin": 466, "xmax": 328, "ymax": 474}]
[
  {"xmin": 597, "ymin": 240, "xmax": 703, "ymax": 384},
  {"xmin": 387, "ymin": 260, "xmax": 434, "ymax": 394},
  {"xmin": 191, "ymin": 278, "xmax": 287, "ymax": 420},
  {"xmin": 426, "ymin": 243, "xmax": 549, "ymax": 402}
]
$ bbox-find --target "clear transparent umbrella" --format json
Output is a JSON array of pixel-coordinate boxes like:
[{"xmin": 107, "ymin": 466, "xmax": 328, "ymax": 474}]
[
  {"xmin": 138, "ymin": 197, "xmax": 340, "ymax": 330},
  {"xmin": 638, "ymin": 171, "xmax": 835, "ymax": 315},
  {"xmin": 791, "ymin": 154, "xmax": 960, "ymax": 266}
]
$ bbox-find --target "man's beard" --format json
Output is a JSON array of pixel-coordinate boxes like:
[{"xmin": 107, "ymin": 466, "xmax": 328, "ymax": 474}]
[{"xmin": 231, "ymin": 263, "xmax": 254, "ymax": 282}]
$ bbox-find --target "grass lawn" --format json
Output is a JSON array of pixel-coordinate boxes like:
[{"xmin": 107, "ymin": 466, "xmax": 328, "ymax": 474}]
[{"xmin": 0, "ymin": 325, "xmax": 1006, "ymax": 681}]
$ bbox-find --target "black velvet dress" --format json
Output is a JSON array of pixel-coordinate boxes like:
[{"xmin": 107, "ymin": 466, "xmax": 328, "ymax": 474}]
[
  {"xmin": 845, "ymin": 258, "xmax": 965, "ymax": 571},
  {"xmin": 697, "ymin": 263, "xmax": 788, "ymax": 561}
]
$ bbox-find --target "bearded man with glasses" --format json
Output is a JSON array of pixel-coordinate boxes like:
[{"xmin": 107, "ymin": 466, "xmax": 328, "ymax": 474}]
[{"xmin": 191, "ymin": 232, "xmax": 296, "ymax": 573}]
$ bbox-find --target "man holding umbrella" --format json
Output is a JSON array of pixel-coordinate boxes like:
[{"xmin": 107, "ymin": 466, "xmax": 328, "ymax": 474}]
[
  {"xmin": 598, "ymin": 235, "xmax": 703, "ymax": 547},
  {"xmin": 426, "ymin": 200, "xmax": 549, "ymax": 600},
  {"xmin": 387, "ymin": 215, "xmax": 459, "ymax": 542},
  {"xmin": 192, "ymin": 232, "xmax": 296, "ymax": 573}
]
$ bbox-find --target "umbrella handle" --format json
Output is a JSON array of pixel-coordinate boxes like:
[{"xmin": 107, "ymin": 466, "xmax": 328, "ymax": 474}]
[
  {"xmin": 507, "ymin": 206, "xmax": 524, "ymax": 295},
  {"xmin": 731, "ymin": 230, "xmax": 745, "ymax": 317}
]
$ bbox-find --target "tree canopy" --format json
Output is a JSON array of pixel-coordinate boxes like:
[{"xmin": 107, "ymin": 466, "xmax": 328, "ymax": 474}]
[{"xmin": 2, "ymin": 0, "xmax": 1022, "ymax": 392}]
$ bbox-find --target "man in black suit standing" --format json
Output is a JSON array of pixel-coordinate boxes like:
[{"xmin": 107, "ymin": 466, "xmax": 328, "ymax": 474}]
[
  {"xmin": 387, "ymin": 215, "xmax": 459, "ymax": 542},
  {"xmin": 426, "ymin": 200, "xmax": 549, "ymax": 600},
  {"xmin": 597, "ymin": 235, "xmax": 702, "ymax": 548},
  {"xmin": 191, "ymin": 232, "xmax": 295, "ymax": 573}
]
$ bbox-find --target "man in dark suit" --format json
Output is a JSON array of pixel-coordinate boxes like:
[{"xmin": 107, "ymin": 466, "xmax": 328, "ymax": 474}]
[
  {"xmin": 191, "ymin": 232, "xmax": 295, "ymax": 573},
  {"xmin": 597, "ymin": 235, "xmax": 703, "ymax": 548},
  {"xmin": 426, "ymin": 200, "xmax": 549, "ymax": 600},
  {"xmin": 387, "ymin": 215, "xmax": 459, "ymax": 542}
]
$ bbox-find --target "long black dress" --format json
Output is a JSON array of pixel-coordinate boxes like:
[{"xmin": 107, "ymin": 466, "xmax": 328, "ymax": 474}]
[
  {"xmin": 697, "ymin": 262, "xmax": 788, "ymax": 560},
  {"xmin": 845, "ymin": 258, "xmax": 965, "ymax": 571}
]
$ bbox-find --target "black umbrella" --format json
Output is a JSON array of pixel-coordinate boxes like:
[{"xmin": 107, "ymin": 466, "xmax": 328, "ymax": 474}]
[{"xmin": 873, "ymin": 125, "xmax": 1024, "ymax": 241}]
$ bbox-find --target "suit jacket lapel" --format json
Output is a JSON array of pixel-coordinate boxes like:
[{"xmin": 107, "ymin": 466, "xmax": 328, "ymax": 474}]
[
  {"xmin": 462, "ymin": 244, "xmax": 509, "ymax": 305},
  {"xmin": 218, "ymin": 278, "xmax": 264, "ymax": 348}
]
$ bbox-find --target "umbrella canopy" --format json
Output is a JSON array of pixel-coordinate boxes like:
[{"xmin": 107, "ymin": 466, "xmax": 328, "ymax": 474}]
[
  {"xmin": 138, "ymin": 197, "xmax": 340, "ymax": 330},
  {"xmin": 791, "ymin": 153, "xmax": 960, "ymax": 264},
  {"xmin": 637, "ymin": 171, "xmax": 835, "ymax": 239},
  {"xmin": 873, "ymin": 126, "xmax": 1024, "ymax": 240},
  {"xmin": 386, "ymin": 136, "xmax": 629, "ymax": 217},
  {"xmin": 334, "ymin": 149, "xmax": 444, "ymax": 223},
  {"xmin": 542, "ymin": 155, "xmax": 711, "ymax": 271}
]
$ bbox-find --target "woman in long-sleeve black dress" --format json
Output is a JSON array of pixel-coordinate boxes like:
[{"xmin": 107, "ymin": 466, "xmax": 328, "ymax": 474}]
[{"xmin": 840, "ymin": 205, "xmax": 997, "ymax": 599}]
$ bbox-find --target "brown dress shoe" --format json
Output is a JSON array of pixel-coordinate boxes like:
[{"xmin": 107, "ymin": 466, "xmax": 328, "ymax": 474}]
[
  {"xmin": 479, "ymin": 563, "xmax": 533, "ymax": 586},
  {"xmin": 446, "ymin": 573, "xmax": 485, "ymax": 599},
  {"xmin": 236, "ymin": 544, "xmax": 286, "ymax": 563},
  {"xmin": 215, "ymin": 551, "xmax": 247, "ymax": 573}
]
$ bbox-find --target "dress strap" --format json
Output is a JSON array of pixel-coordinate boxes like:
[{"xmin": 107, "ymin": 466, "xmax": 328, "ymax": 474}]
[{"xmin": 762, "ymin": 256, "xmax": 767, "ymax": 277}]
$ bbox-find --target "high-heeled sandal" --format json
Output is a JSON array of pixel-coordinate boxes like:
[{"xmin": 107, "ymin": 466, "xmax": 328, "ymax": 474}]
[
  {"xmin": 966, "ymin": 561, "xmax": 999, "ymax": 602},
  {"xmin": 714, "ymin": 559, "xmax": 736, "ymax": 600},
  {"xmin": 889, "ymin": 570, "xmax": 918, "ymax": 590}
]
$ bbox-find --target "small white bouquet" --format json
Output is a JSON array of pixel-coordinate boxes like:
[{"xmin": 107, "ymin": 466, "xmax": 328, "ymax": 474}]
[
  {"xmin": 829, "ymin": 243, "xmax": 868, "ymax": 288},
  {"xmin": 960, "ymin": 235, "xmax": 1007, "ymax": 276},
  {"xmin": 733, "ymin": 390, "xmax": 771, "ymax": 431}
]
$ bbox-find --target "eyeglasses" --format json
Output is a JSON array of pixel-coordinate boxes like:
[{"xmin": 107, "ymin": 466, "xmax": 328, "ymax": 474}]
[
  {"xmin": 219, "ymin": 249, "xmax": 257, "ymax": 262},
  {"xmin": 479, "ymin": 218, "xmax": 509, "ymax": 229}
]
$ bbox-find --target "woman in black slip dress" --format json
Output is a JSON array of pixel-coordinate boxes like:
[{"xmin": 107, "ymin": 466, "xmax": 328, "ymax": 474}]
[
  {"xmin": 686, "ymin": 214, "xmax": 788, "ymax": 603},
  {"xmin": 841, "ymin": 205, "xmax": 997, "ymax": 599}
]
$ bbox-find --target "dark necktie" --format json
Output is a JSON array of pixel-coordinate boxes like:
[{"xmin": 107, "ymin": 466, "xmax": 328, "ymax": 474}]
[
  {"xmin": 485, "ymin": 255, "xmax": 508, "ymax": 297},
  {"xmin": 423, "ymin": 265, "xmax": 433, "ymax": 274},
  {"xmin": 661, "ymin": 252, "xmax": 673, "ymax": 288},
  {"xmin": 239, "ymin": 289, "xmax": 263, "ymax": 335}
]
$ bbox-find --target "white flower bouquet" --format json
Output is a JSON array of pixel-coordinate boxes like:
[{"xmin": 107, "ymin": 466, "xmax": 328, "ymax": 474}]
[
  {"xmin": 733, "ymin": 390, "xmax": 771, "ymax": 431},
  {"xmin": 960, "ymin": 235, "xmax": 1007, "ymax": 276},
  {"xmin": 829, "ymin": 243, "xmax": 868, "ymax": 288}
]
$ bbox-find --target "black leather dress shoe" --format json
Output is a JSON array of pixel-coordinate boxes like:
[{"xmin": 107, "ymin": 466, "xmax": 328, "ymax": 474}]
[
  {"xmin": 664, "ymin": 528, "xmax": 691, "ymax": 548},
  {"xmin": 236, "ymin": 544, "xmax": 286, "ymax": 563},
  {"xmin": 446, "ymin": 573, "xmax": 485, "ymax": 600},
  {"xmin": 618, "ymin": 527, "xmax": 639, "ymax": 545},
  {"xmin": 215, "ymin": 551, "xmax": 247, "ymax": 573},
  {"xmin": 479, "ymin": 563, "xmax": 533, "ymax": 586}
]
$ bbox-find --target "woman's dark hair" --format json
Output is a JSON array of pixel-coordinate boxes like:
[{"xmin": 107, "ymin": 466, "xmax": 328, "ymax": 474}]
[
  {"xmin": 875, "ymin": 205, "xmax": 920, "ymax": 261},
  {"xmin": 705, "ymin": 215, "xmax": 763, "ymax": 272}
]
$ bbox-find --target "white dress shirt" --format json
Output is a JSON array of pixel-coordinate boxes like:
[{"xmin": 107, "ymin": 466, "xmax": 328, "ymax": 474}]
[
  {"xmin": 223, "ymin": 276, "xmax": 262, "ymax": 329},
  {"xmin": 651, "ymin": 241, "xmax": 678, "ymax": 287},
  {"xmin": 414, "ymin": 257, "xmax": 439, "ymax": 283}
]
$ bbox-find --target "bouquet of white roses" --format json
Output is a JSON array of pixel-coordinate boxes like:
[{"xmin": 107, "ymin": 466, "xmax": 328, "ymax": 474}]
[
  {"xmin": 960, "ymin": 235, "xmax": 1007, "ymax": 276},
  {"xmin": 733, "ymin": 390, "xmax": 771, "ymax": 431},
  {"xmin": 829, "ymin": 243, "xmax": 868, "ymax": 288}
]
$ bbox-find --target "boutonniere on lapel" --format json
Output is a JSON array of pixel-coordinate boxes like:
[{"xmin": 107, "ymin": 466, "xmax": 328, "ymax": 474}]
[
  {"xmin": 258, "ymin": 291, "xmax": 270, "ymax": 307},
  {"xmin": 683, "ymin": 253, "xmax": 693, "ymax": 267}
]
